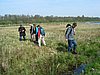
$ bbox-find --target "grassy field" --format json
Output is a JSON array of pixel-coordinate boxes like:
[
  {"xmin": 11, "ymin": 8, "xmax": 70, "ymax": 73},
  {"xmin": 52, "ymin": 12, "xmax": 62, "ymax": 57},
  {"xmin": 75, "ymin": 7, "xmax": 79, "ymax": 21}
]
[{"xmin": 0, "ymin": 22, "xmax": 100, "ymax": 75}]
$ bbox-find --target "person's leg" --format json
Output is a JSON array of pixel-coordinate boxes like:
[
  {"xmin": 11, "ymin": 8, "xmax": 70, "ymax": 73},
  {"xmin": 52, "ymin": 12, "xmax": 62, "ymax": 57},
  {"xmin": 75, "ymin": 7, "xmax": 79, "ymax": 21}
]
[
  {"xmin": 19, "ymin": 34, "xmax": 22, "ymax": 41},
  {"xmin": 72, "ymin": 40, "xmax": 77, "ymax": 51},
  {"xmin": 35, "ymin": 34, "xmax": 38, "ymax": 44},
  {"xmin": 68, "ymin": 40, "xmax": 73, "ymax": 52},
  {"xmin": 41, "ymin": 36, "xmax": 46, "ymax": 46},
  {"xmin": 33, "ymin": 34, "xmax": 36, "ymax": 42},
  {"xmin": 30, "ymin": 33, "xmax": 32, "ymax": 40},
  {"xmin": 23, "ymin": 36, "xmax": 26, "ymax": 41},
  {"xmin": 31, "ymin": 34, "xmax": 34, "ymax": 41},
  {"xmin": 72, "ymin": 40, "xmax": 77, "ymax": 54},
  {"xmin": 38, "ymin": 36, "xmax": 41, "ymax": 47}
]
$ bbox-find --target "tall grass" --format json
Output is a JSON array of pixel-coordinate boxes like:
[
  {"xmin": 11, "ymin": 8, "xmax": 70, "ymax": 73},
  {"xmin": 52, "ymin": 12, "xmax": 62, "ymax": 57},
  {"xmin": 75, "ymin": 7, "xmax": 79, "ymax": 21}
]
[{"xmin": 0, "ymin": 22, "xmax": 100, "ymax": 75}]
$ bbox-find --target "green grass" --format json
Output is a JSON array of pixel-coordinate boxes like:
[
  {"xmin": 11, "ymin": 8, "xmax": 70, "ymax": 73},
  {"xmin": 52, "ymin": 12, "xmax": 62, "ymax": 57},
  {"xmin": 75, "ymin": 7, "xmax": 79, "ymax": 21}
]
[{"xmin": 0, "ymin": 22, "xmax": 100, "ymax": 75}]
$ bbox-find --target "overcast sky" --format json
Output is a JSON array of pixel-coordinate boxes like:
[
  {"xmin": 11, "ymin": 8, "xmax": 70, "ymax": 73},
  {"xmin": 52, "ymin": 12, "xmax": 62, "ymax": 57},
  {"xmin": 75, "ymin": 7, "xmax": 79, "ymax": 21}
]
[{"xmin": 0, "ymin": 0, "xmax": 100, "ymax": 17}]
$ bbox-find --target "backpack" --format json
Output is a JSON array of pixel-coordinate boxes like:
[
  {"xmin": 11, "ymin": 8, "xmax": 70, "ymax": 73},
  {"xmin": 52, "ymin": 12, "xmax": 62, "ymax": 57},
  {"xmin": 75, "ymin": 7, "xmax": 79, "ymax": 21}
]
[
  {"xmin": 40, "ymin": 27, "xmax": 45, "ymax": 36},
  {"xmin": 66, "ymin": 24, "xmax": 71, "ymax": 28},
  {"xmin": 65, "ymin": 24, "xmax": 71, "ymax": 34},
  {"xmin": 65, "ymin": 26, "xmax": 72, "ymax": 37}
]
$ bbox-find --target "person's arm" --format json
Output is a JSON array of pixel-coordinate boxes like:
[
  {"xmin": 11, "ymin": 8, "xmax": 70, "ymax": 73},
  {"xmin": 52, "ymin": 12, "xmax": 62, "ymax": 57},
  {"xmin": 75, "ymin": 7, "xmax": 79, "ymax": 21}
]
[
  {"xmin": 74, "ymin": 29, "xmax": 75, "ymax": 35},
  {"xmin": 22, "ymin": 27, "xmax": 25, "ymax": 32},
  {"xmin": 24, "ymin": 27, "xmax": 26, "ymax": 31},
  {"xmin": 18, "ymin": 27, "xmax": 20, "ymax": 32}
]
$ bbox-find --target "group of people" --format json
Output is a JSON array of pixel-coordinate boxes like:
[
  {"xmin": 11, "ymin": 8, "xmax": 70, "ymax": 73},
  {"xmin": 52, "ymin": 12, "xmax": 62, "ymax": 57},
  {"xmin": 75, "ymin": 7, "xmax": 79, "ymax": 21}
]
[
  {"xmin": 18, "ymin": 24, "xmax": 46, "ymax": 47},
  {"xmin": 18, "ymin": 22, "xmax": 78, "ymax": 54}
]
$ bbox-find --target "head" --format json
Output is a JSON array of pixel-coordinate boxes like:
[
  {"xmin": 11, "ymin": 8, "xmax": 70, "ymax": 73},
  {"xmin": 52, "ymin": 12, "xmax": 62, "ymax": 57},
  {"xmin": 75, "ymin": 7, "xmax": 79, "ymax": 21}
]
[
  {"xmin": 66, "ymin": 24, "xmax": 71, "ymax": 28},
  {"xmin": 20, "ymin": 25, "xmax": 22, "ymax": 27},
  {"xmin": 33, "ymin": 24, "xmax": 36, "ymax": 27},
  {"xmin": 72, "ymin": 23, "xmax": 77, "ymax": 28},
  {"xmin": 37, "ymin": 25, "xmax": 40, "ymax": 28}
]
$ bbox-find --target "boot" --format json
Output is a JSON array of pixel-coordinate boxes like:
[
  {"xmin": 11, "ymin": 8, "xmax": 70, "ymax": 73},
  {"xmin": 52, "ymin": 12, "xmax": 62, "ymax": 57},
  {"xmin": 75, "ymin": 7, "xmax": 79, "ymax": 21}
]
[{"xmin": 72, "ymin": 51, "xmax": 77, "ymax": 54}]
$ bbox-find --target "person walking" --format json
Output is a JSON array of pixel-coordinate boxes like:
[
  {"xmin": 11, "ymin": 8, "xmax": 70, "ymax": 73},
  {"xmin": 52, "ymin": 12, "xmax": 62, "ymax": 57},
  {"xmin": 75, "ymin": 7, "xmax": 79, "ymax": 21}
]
[
  {"xmin": 30, "ymin": 24, "xmax": 38, "ymax": 43},
  {"xmin": 30, "ymin": 24, "xmax": 33, "ymax": 41},
  {"xmin": 18, "ymin": 25, "xmax": 26, "ymax": 41},
  {"xmin": 65, "ymin": 23, "xmax": 77, "ymax": 54},
  {"xmin": 37, "ymin": 25, "xmax": 46, "ymax": 47}
]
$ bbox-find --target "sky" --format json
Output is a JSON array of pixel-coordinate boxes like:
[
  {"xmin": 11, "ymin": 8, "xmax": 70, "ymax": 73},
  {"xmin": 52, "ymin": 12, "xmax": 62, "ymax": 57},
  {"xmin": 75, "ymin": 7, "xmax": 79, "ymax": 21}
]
[{"xmin": 0, "ymin": 0, "xmax": 100, "ymax": 17}]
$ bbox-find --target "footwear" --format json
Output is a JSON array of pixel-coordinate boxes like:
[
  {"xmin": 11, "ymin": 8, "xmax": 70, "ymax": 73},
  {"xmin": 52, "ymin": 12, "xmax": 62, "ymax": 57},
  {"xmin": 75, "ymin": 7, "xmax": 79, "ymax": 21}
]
[
  {"xmin": 70, "ymin": 49, "xmax": 72, "ymax": 52},
  {"xmin": 23, "ymin": 39, "xmax": 26, "ymax": 41},
  {"xmin": 72, "ymin": 51, "xmax": 77, "ymax": 54}
]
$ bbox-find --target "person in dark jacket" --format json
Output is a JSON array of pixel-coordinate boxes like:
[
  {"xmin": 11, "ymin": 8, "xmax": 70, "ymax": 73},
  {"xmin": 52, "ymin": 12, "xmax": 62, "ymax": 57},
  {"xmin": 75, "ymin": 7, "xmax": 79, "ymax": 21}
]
[
  {"xmin": 30, "ymin": 24, "xmax": 38, "ymax": 42},
  {"xmin": 18, "ymin": 25, "xmax": 26, "ymax": 41},
  {"xmin": 30, "ymin": 24, "xmax": 33, "ymax": 41}
]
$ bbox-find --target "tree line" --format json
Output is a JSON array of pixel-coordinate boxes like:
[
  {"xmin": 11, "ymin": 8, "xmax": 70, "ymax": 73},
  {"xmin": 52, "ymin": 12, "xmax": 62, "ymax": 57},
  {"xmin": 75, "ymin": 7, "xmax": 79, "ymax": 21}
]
[{"xmin": 0, "ymin": 14, "xmax": 100, "ymax": 25}]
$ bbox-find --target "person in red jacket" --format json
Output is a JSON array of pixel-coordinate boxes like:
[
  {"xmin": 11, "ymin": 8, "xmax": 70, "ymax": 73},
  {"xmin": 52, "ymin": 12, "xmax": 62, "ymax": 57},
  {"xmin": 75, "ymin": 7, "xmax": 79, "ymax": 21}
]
[{"xmin": 37, "ymin": 25, "xmax": 46, "ymax": 47}]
